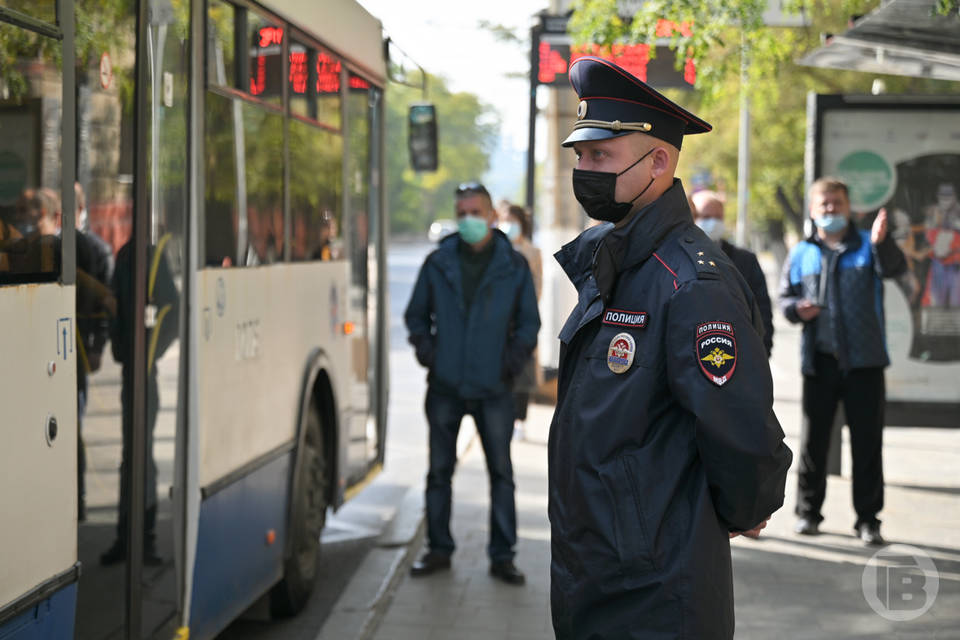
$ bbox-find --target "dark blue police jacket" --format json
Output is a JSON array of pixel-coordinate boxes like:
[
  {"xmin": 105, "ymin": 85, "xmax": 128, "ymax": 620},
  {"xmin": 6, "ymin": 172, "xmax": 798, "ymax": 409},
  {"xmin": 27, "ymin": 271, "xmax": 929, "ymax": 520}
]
[
  {"xmin": 548, "ymin": 180, "xmax": 792, "ymax": 640},
  {"xmin": 404, "ymin": 229, "xmax": 540, "ymax": 399}
]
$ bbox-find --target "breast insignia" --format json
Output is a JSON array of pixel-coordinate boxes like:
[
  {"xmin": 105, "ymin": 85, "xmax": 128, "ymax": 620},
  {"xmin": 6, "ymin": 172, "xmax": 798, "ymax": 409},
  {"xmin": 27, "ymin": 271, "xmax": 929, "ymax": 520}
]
[{"xmin": 607, "ymin": 332, "xmax": 636, "ymax": 374}]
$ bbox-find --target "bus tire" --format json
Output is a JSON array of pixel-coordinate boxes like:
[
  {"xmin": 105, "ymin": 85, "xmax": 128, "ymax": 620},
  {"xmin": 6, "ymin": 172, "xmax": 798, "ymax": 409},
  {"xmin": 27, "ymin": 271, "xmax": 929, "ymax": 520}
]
[{"xmin": 270, "ymin": 400, "xmax": 328, "ymax": 617}]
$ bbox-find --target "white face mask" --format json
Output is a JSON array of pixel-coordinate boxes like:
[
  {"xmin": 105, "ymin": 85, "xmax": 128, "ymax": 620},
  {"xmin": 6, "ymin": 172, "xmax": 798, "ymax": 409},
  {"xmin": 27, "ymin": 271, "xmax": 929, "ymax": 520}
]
[
  {"xmin": 938, "ymin": 197, "xmax": 957, "ymax": 211},
  {"xmin": 498, "ymin": 221, "xmax": 521, "ymax": 241},
  {"xmin": 696, "ymin": 218, "xmax": 726, "ymax": 242}
]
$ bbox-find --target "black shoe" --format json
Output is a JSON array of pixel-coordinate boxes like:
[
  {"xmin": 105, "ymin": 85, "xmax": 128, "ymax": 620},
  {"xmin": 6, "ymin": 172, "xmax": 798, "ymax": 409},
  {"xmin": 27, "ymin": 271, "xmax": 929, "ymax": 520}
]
[
  {"xmin": 490, "ymin": 560, "xmax": 525, "ymax": 586},
  {"xmin": 143, "ymin": 548, "xmax": 163, "ymax": 566},
  {"xmin": 100, "ymin": 540, "xmax": 126, "ymax": 566},
  {"xmin": 857, "ymin": 522, "xmax": 885, "ymax": 546},
  {"xmin": 794, "ymin": 517, "xmax": 820, "ymax": 536},
  {"xmin": 410, "ymin": 551, "xmax": 451, "ymax": 576}
]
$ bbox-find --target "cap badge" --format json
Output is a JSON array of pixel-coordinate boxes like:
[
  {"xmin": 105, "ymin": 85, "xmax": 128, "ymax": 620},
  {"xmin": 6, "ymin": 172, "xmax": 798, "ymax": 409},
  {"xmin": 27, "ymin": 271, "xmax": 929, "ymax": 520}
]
[
  {"xmin": 577, "ymin": 100, "xmax": 588, "ymax": 121},
  {"xmin": 607, "ymin": 332, "xmax": 636, "ymax": 374}
]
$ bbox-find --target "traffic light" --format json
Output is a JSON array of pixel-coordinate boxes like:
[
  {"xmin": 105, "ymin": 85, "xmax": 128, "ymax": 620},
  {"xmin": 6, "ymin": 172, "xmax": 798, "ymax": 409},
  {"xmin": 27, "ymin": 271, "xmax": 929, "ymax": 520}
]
[{"xmin": 408, "ymin": 103, "xmax": 438, "ymax": 172}]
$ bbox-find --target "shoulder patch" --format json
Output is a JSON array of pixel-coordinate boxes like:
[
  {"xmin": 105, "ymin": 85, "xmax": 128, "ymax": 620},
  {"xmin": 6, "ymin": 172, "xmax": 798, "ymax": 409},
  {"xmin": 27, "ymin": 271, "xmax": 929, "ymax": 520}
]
[
  {"xmin": 679, "ymin": 236, "xmax": 721, "ymax": 280},
  {"xmin": 696, "ymin": 321, "xmax": 736, "ymax": 386}
]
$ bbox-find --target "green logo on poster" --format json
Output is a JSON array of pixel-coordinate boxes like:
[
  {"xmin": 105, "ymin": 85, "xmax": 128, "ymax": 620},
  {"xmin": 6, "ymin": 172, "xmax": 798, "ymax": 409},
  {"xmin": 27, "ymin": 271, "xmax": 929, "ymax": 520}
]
[{"xmin": 836, "ymin": 151, "xmax": 894, "ymax": 211}]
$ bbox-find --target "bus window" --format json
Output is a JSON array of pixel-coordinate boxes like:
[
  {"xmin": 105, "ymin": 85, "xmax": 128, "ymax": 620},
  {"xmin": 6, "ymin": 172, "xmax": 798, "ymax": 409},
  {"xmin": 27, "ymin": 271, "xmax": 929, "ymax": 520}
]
[
  {"xmin": 0, "ymin": 23, "xmax": 62, "ymax": 284},
  {"xmin": 289, "ymin": 118, "xmax": 342, "ymax": 261},
  {"xmin": 243, "ymin": 104, "xmax": 283, "ymax": 265},
  {"xmin": 206, "ymin": 0, "xmax": 236, "ymax": 90},
  {"xmin": 204, "ymin": 91, "xmax": 239, "ymax": 267},
  {"xmin": 315, "ymin": 48, "xmax": 342, "ymax": 129},
  {"xmin": 288, "ymin": 40, "xmax": 313, "ymax": 120},
  {"xmin": 347, "ymin": 72, "xmax": 371, "ymax": 293},
  {"xmin": 247, "ymin": 10, "xmax": 282, "ymax": 106},
  {"xmin": 204, "ymin": 93, "xmax": 283, "ymax": 267}
]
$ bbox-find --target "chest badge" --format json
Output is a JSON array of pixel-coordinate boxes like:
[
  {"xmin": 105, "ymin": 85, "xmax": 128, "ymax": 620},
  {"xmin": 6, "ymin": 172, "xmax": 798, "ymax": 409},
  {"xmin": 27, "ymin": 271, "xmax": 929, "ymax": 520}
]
[
  {"xmin": 607, "ymin": 332, "xmax": 636, "ymax": 374},
  {"xmin": 696, "ymin": 322, "xmax": 737, "ymax": 386}
]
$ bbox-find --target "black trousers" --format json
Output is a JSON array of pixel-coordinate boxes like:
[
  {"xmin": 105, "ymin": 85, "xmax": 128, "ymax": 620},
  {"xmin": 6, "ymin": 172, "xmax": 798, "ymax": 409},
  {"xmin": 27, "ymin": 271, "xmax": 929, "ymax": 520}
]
[{"xmin": 796, "ymin": 352, "xmax": 885, "ymax": 528}]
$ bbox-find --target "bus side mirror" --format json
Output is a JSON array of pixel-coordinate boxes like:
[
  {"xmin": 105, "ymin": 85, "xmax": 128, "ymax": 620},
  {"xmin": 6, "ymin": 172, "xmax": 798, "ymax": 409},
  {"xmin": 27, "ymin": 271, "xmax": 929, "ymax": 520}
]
[{"xmin": 408, "ymin": 103, "xmax": 438, "ymax": 172}]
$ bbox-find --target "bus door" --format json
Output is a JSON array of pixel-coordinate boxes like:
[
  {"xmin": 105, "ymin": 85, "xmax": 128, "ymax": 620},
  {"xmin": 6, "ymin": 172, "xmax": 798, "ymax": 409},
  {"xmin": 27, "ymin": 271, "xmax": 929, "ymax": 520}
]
[
  {"xmin": 71, "ymin": 0, "xmax": 188, "ymax": 637},
  {"xmin": 0, "ymin": 2, "xmax": 81, "ymax": 636},
  {"xmin": 345, "ymin": 71, "xmax": 376, "ymax": 478}
]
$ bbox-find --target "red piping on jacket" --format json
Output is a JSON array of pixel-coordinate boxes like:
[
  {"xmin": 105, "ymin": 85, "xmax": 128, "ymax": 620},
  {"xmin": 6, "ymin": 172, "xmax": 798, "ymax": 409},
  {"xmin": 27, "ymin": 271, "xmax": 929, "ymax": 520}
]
[{"xmin": 652, "ymin": 252, "xmax": 679, "ymax": 290}]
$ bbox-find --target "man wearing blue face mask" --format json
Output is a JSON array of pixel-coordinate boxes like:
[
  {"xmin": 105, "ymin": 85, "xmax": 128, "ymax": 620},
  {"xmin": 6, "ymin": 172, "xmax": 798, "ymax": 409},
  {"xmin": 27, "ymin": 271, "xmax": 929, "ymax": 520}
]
[
  {"xmin": 692, "ymin": 190, "xmax": 773, "ymax": 356},
  {"xmin": 404, "ymin": 181, "xmax": 540, "ymax": 585},
  {"xmin": 779, "ymin": 177, "xmax": 906, "ymax": 546}
]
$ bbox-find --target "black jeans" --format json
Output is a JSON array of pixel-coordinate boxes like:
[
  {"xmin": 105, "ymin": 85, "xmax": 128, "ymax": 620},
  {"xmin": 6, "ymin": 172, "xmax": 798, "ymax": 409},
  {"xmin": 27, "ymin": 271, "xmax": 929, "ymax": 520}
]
[
  {"xmin": 796, "ymin": 352, "xmax": 885, "ymax": 528},
  {"xmin": 424, "ymin": 387, "xmax": 517, "ymax": 562}
]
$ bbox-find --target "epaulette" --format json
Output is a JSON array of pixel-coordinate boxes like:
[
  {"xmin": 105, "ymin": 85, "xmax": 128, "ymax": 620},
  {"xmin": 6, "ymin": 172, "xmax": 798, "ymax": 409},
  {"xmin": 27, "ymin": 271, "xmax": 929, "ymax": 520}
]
[{"xmin": 677, "ymin": 234, "xmax": 721, "ymax": 280}]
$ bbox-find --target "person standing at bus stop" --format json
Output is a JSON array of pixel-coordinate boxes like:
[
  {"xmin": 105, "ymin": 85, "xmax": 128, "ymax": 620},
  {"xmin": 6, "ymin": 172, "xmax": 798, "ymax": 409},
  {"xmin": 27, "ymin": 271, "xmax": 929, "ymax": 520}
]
[
  {"xmin": 780, "ymin": 177, "xmax": 906, "ymax": 546},
  {"xmin": 405, "ymin": 181, "xmax": 540, "ymax": 586}
]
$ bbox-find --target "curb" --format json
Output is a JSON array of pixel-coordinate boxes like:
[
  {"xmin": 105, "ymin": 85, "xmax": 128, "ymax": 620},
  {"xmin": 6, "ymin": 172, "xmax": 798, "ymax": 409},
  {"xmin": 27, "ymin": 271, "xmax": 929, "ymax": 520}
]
[{"xmin": 315, "ymin": 434, "xmax": 477, "ymax": 640}]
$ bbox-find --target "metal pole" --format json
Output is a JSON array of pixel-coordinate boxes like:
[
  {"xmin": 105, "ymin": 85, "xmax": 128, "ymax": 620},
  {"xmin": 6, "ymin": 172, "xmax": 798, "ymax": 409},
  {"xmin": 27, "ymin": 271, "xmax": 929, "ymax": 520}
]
[
  {"xmin": 128, "ymin": 0, "xmax": 151, "ymax": 635},
  {"xmin": 736, "ymin": 33, "xmax": 750, "ymax": 247},
  {"xmin": 525, "ymin": 24, "xmax": 540, "ymax": 211}
]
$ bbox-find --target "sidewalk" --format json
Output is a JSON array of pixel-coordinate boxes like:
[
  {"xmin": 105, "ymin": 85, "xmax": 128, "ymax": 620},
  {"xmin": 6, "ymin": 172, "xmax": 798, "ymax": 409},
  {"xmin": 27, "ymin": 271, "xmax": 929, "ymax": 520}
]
[{"xmin": 367, "ymin": 317, "xmax": 960, "ymax": 639}]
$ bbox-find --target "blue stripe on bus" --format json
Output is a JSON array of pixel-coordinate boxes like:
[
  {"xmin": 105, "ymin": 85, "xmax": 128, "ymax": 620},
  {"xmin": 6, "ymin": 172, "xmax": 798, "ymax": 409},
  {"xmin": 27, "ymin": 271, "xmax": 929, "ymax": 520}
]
[
  {"xmin": 189, "ymin": 452, "xmax": 292, "ymax": 640},
  {"xmin": 0, "ymin": 583, "xmax": 76, "ymax": 640}
]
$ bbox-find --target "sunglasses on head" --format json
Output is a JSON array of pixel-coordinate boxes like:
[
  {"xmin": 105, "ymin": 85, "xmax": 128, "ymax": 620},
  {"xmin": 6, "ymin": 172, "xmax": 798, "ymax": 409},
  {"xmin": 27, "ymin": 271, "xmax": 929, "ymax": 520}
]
[{"xmin": 455, "ymin": 182, "xmax": 489, "ymax": 197}]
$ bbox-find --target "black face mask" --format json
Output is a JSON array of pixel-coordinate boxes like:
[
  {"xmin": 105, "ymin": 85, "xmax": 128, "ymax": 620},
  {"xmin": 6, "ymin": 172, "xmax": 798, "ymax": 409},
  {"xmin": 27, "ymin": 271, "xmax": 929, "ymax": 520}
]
[{"xmin": 572, "ymin": 148, "xmax": 655, "ymax": 223}]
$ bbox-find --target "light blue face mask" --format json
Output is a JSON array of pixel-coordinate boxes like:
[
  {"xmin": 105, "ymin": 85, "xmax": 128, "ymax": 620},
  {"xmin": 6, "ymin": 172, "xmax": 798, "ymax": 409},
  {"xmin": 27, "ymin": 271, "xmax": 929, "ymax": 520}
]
[
  {"xmin": 458, "ymin": 215, "xmax": 489, "ymax": 244},
  {"xmin": 498, "ymin": 221, "xmax": 521, "ymax": 242},
  {"xmin": 814, "ymin": 214, "xmax": 847, "ymax": 234},
  {"xmin": 695, "ymin": 218, "xmax": 726, "ymax": 243}
]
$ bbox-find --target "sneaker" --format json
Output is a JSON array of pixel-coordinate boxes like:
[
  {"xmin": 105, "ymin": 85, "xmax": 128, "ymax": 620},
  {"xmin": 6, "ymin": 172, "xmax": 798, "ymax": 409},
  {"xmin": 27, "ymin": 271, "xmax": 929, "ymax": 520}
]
[
  {"xmin": 410, "ymin": 551, "xmax": 451, "ymax": 576},
  {"xmin": 857, "ymin": 522, "xmax": 884, "ymax": 546},
  {"xmin": 794, "ymin": 517, "xmax": 820, "ymax": 536},
  {"xmin": 512, "ymin": 423, "xmax": 526, "ymax": 441}
]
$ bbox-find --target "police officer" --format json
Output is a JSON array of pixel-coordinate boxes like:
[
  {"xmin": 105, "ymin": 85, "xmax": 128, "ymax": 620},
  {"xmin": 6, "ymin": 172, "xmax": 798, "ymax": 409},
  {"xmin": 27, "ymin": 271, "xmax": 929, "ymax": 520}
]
[{"xmin": 548, "ymin": 57, "xmax": 793, "ymax": 639}]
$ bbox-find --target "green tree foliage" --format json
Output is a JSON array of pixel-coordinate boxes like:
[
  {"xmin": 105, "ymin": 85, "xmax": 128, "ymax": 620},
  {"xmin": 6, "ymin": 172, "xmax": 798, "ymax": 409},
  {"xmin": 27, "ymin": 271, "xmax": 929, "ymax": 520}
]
[
  {"xmin": 569, "ymin": 0, "xmax": 960, "ymax": 238},
  {"xmin": 386, "ymin": 72, "xmax": 499, "ymax": 234}
]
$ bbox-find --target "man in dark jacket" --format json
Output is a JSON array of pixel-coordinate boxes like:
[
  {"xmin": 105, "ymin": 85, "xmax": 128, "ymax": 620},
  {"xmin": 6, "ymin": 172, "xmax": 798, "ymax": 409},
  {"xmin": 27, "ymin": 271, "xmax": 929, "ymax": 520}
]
[
  {"xmin": 691, "ymin": 190, "xmax": 774, "ymax": 355},
  {"xmin": 549, "ymin": 56, "xmax": 792, "ymax": 640},
  {"xmin": 405, "ymin": 182, "xmax": 540, "ymax": 585},
  {"xmin": 780, "ymin": 177, "xmax": 906, "ymax": 546}
]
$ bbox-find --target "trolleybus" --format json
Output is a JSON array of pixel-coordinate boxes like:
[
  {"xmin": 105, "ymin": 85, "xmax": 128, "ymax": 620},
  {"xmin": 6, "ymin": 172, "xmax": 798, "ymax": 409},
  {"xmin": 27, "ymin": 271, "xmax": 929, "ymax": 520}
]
[{"xmin": 0, "ymin": 0, "xmax": 388, "ymax": 637}]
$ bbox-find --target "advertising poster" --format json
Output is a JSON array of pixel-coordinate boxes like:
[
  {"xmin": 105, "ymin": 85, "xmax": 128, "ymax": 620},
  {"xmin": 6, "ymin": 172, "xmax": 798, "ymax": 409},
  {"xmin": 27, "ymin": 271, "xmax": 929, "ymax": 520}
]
[{"xmin": 813, "ymin": 95, "xmax": 960, "ymax": 423}]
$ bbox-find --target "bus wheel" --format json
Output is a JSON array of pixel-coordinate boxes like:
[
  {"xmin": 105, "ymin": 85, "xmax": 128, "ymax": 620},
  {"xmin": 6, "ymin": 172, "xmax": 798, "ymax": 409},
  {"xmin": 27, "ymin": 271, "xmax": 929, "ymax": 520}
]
[{"xmin": 270, "ymin": 401, "xmax": 328, "ymax": 617}]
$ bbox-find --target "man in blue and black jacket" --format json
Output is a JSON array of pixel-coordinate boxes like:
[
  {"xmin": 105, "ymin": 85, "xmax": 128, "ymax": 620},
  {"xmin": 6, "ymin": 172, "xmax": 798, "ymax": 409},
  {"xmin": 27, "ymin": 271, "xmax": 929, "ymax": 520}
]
[
  {"xmin": 405, "ymin": 181, "xmax": 540, "ymax": 585},
  {"xmin": 780, "ymin": 177, "xmax": 906, "ymax": 546}
]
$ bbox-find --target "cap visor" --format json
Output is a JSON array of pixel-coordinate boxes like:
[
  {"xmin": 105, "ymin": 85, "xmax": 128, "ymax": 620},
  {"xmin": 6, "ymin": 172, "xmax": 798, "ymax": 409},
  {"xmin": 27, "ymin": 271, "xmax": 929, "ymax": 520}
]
[{"xmin": 561, "ymin": 127, "xmax": 632, "ymax": 148}]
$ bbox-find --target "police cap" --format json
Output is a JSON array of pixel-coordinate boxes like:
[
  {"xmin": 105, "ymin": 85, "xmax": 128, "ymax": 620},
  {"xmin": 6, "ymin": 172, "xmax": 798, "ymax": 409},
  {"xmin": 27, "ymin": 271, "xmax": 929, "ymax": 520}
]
[{"xmin": 561, "ymin": 56, "xmax": 712, "ymax": 150}]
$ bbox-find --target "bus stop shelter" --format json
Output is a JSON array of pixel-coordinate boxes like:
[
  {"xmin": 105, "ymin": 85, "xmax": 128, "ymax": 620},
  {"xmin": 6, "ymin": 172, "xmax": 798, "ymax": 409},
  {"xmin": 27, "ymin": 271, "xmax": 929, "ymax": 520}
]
[{"xmin": 799, "ymin": 0, "xmax": 960, "ymax": 81}]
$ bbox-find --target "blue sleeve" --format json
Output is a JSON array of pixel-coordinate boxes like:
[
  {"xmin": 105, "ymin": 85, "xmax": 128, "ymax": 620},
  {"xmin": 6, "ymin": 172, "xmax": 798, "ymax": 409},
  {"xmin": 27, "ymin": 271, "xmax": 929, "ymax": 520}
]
[
  {"xmin": 778, "ymin": 246, "xmax": 804, "ymax": 324},
  {"xmin": 404, "ymin": 258, "xmax": 436, "ymax": 368}
]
